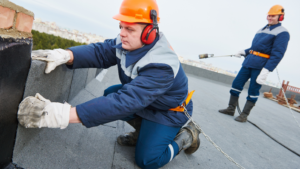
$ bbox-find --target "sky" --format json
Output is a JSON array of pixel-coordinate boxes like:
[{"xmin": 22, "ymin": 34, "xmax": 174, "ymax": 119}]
[{"xmin": 10, "ymin": 0, "xmax": 300, "ymax": 87}]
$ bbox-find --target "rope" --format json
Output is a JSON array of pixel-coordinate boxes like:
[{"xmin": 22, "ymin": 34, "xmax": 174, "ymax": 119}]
[
  {"xmin": 183, "ymin": 107, "xmax": 246, "ymax": 169},
  {"xmin": 275, "ymin": 68, "xmax": 300, "ymax": 128},
  {"xmin": 178, "ymin": 69, "xmax": 300, "ymax": 168}
]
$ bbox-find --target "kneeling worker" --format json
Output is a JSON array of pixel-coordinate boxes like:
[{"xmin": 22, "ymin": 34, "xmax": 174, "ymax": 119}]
[
  {"xmin": 219, "ymin": 5, "xmax": 290, "ymax": 122},
  {"xmin": 17, "ymin": 0, "xmax": 201, "ymax": 168}
]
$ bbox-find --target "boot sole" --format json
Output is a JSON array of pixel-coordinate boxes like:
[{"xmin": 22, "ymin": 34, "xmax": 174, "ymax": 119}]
[
  {"xmin": 234, "ymin": 113, "xmax": 248, "ymax": 123},
  {"xmin": 234, "ymin": 118, "xmax": 247, "ymax": 123},
  {"xmin": 185, "ymin": 137, "xmax": 200, "ymax": 154},
  {"xmin": 184, "ymin": 122, "xmax": 201, "ymax": 154},
  {"xmin": 218, "ymin": 110, "xmax": 234, "ymax": 116}
]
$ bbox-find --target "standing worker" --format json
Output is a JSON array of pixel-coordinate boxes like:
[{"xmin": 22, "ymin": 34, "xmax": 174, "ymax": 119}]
[
  {"xmin": 17, "ymin": 0, "xmax": 201, "ymax": 168},
  {"xmin": 219, "ymin": 5, "xmax": 290, "ymax": 122}
]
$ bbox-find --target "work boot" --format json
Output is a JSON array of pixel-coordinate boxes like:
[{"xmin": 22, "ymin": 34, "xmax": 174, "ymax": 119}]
[
  {"xmin": 117, "ymin": 117, "xmax": 142, "ymax": 146},
  {"xmin": 235, "ymin": 101, "xmax": 255, "ymax": 122},
  {"xmin": 219, "ymin": 95, "xmax": 239, "ymax": 116},
  {"xmin": 174, "ymin": 121, "xmax": 201, "ymax": 154}
]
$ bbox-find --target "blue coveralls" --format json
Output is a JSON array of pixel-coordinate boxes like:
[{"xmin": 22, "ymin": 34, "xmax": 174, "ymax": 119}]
[
  {"xmin": 230, "ymin": 23, "xmax": 290, "ymax": 103},
  {"xmin": 67, "ymin": 32, "xmax": 192, "ymax": 169}
]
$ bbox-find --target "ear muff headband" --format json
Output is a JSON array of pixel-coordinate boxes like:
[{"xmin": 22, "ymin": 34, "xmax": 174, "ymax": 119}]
[{"xmin": 140, "ymin": 10, "xmax": 159, "ymax": 45}]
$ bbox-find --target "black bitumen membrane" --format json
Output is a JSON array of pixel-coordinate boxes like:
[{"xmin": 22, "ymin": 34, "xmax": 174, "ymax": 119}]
[
  {"xmin": 0, "ymin": 37, "xmax": 32, "ymax": 168},
  {"xmin": 12, "ymin": 65, "xmax": 300, "ymax": 169}
]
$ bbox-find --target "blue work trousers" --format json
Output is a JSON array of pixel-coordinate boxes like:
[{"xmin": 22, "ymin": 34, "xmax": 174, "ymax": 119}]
[
  {"xmin": 230, "ymin": 67, "xmax": 262, "ymax": 103},
  {"xmin": 104, "ymin": 84, "xmax": 181, "ymax": 169}
]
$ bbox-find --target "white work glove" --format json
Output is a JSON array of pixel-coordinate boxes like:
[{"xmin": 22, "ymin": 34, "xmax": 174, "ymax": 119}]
[
  {"xmin": 31, "ymin": 49, "xmax": 71, "ymax": 74},
  {"xmin": 256, "ymin": 68, "xmax": 270, "ymax": 85},
  {"xmin": 17, "ymin": 93, "xmax": 71, "ymax": 129},
  {"xmin": 234, "ymin": 50, "xmax": 246, "ymax": 58}
]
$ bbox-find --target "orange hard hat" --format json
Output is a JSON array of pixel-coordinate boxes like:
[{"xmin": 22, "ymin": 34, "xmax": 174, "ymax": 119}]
[
  {"xmin": 113, "ymin": 0, "xmax": 160, "ymax": 23},
  {"xmin": 268, "ymin": 5, "xmax": 284, "ymax": 15}
]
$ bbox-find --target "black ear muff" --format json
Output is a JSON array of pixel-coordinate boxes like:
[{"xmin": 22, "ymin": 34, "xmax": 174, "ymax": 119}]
[{"xmin": 140, "ymin": 9, "xmax": 159, "ymax": 45}]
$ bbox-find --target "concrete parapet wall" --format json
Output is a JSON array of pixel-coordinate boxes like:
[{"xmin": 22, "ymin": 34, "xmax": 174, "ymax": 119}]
[
  {"xmin": 11, "ymin": 60, "xmax": 103, "ymax": 166},
  {"xmin": 12, "ymin": 60, "xmax": 105, "ymax": 168},
  {"xmin": 24, "ymin": 60, "xmax": 73, "ymax": 101},
  {"xmin": 181, "ymin": 63, "xmax": 300, "ymax": 101},
  {"xmin": 24, "ymin": 60, "xmax": 102, "ymax": 103}
]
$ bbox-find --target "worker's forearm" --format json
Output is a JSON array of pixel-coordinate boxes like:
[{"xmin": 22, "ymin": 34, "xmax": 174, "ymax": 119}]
[
  {"xmin": 66, "ymin": 50, "xmax": 74, "ymax": 65},
  {"xmin": 69, "ymin": 107, "xmax": 82, "ymax": 123}
]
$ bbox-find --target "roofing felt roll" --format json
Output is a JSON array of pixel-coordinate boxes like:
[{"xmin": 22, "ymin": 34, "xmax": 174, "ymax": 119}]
[{"xmin": 0, "ymin": 37, "xmax": 32, "ymax": 168}]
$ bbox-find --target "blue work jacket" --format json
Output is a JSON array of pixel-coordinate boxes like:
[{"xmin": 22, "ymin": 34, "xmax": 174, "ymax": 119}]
[
  {"xmin": 67, "ymin": 33, "xmax": 192, "ymax": 128},
  {"xmin": 243, "ymin": 23, "xmax": 290, "ymax": 71}
]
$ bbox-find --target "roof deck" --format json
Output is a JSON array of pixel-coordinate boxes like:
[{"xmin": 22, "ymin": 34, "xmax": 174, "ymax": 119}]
[{"xmin": 13, "ymin": 65, "xmax": 300, "ymax": 169}]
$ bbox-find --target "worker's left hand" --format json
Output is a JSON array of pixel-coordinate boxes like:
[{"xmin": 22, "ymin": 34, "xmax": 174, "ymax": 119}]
[
  {"xmin": 31, "ymin": 49, "xmax": 71, "ymax": 74},
  {"xmin": 256, "ymin": 68, "xmax": 270, "ymax": 85},
  {"xmin": 17, "ymin": 93, "xmax": 71, "ymax": 129}
]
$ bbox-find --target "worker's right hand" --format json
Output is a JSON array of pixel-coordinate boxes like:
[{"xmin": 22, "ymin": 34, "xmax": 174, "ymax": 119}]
[
  {"xmin": 234, "ymin": 50, "xmax": 246, "ymax": 58},
  {"xmin": 31, "ymin": 49, "xmax": 71, "ymax": 74},
  {"xmin": 17, "ymin": 93, "xmax": 71, "ymax": 129}
]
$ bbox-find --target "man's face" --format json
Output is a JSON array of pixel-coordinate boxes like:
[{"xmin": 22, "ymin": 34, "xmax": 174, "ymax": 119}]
[
  {"xmin": 119, "ymin": 22, "xmax": 145, "ymax": 51},
  {"xmin": 267, "ymin": 15, "xmax": 279, "ymax": 25}
]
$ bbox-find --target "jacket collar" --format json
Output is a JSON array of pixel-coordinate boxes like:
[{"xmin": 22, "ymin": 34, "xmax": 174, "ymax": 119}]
[
  {"xmin": 112, "ymin": 36, "xmax": 159, "ymax": 68},
  {"xmin": 262, "ymin": 23, "xmax": 281, "ymax": 31}
]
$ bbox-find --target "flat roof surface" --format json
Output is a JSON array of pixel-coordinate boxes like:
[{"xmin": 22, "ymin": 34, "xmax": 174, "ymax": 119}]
[{"xmin": 13, "ymin": 65, "xmax": 300, "ymax": 169}]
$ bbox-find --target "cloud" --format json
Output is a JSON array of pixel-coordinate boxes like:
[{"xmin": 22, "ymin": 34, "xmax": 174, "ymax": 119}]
[{"xmin": 18, "ymin": 0, "xmax": 118, "ymax": 31}]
